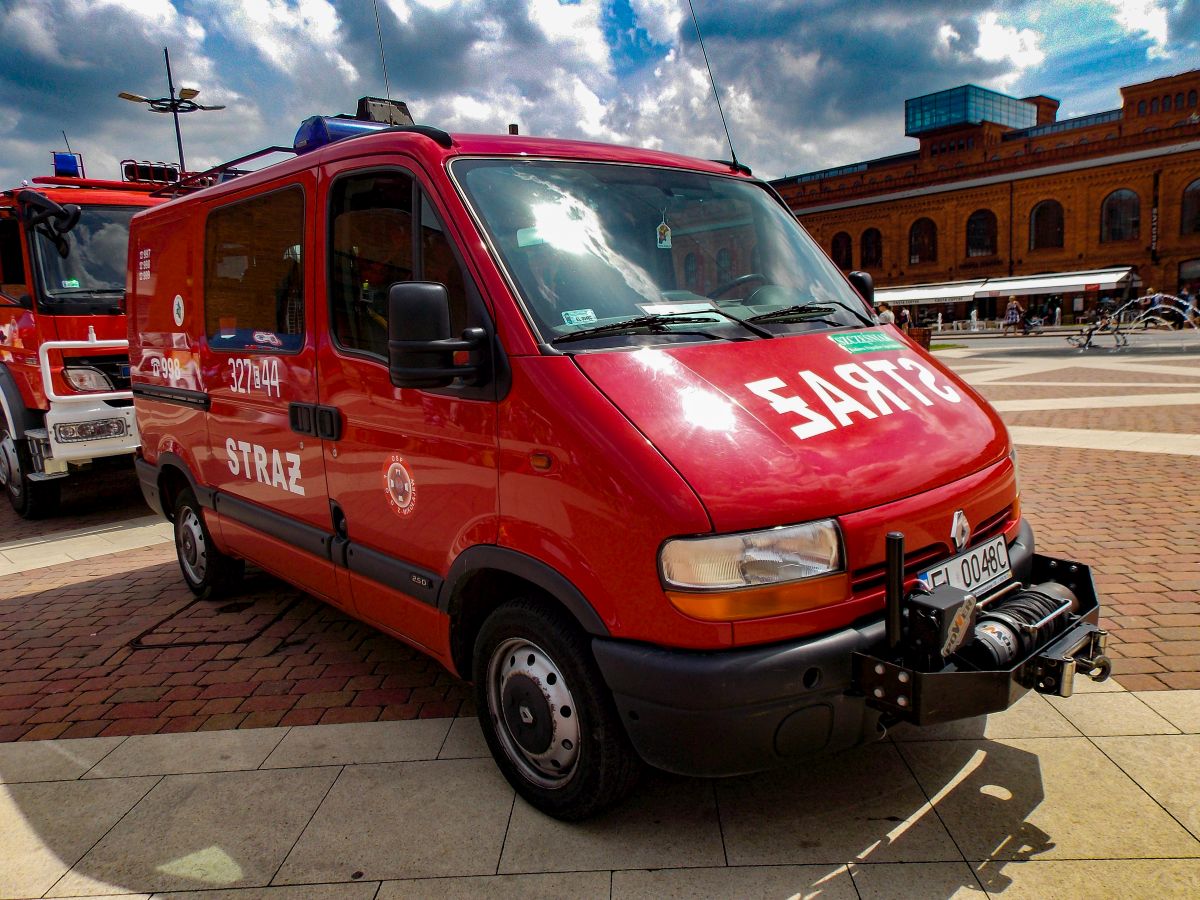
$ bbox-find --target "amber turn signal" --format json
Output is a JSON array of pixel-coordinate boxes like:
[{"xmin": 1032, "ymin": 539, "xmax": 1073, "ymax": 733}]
[{"xmin": 667, "ymin": 572, "xmax": 850, "ymax": 622}]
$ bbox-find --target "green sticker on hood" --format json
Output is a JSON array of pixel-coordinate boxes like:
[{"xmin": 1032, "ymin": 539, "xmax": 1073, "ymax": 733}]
[{"xmin": 828, "ymin": 331, "xmax": 903, "ymax": 353}]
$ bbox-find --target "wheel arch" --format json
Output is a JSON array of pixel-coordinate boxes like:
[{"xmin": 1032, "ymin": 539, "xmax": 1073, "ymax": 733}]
[
  {"xmin": 0, "ymin": 363, "xmax": 39, "ymax": 437},
  {"xmin": 440, "ymin": 546, "xmax": 609, "ymax": 678}
]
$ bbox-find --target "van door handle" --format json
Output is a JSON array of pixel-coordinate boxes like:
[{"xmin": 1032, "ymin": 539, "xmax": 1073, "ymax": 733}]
[{"xmin": 289, "ymin": 402, "xmax": 342, "ymax": 441}]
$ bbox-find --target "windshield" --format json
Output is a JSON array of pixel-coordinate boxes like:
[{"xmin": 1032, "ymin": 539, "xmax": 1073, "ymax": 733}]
[
  {"xmin": 452, "ymin": 159, "xmax": 871, "ymax": 346},
  {"xmin": 32, "ymin": 205, "xmax": 137, "ymax": 307}
]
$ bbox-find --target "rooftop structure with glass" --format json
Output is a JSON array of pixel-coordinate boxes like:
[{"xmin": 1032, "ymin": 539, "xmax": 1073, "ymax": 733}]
[{"xmin": 904, "ymin": 85, "xmax": 1038, "ymax": 136}]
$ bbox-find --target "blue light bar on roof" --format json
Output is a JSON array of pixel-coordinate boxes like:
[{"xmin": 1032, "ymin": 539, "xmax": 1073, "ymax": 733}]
[
  {"xmin": 293, "ymin": 116, "xmax": 389, "ymax": 154},
  {"xmin": 52, "ymin": 151, "xmax": 84, "ymax": 178}
]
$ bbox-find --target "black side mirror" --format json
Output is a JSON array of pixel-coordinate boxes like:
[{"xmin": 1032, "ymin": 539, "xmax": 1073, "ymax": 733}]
[
  {"xmin": 847, "ymin": 270, "xmax": 874, "ymax": 306},
  {"xmin": 387, "ymin": 281, "xmax": 487, "ymax": 389}
]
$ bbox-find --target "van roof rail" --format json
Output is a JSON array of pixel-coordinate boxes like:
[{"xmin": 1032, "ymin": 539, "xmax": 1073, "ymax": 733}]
[{"xmin": 150, "ymin": 146, "xmax": 297, "ymax": 198}]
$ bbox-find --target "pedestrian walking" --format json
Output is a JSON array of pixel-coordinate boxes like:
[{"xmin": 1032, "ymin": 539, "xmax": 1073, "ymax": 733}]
[
  {"xmin": 876, "ymin": 302, "xmax": 895, "ymax": 325},
  {"xmin": 1002, "ymin": 296, "xmax": 1023, "ymax": 336}
]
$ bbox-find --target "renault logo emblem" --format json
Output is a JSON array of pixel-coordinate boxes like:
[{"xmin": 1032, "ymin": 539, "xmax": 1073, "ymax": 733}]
[{"xmin": 951, "ymin": 510, "xmax": 971, "ymax": 551}]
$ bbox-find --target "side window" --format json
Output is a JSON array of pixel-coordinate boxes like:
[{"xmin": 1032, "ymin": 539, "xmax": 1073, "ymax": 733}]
[
  {"xmin": 204, "ymin": 187, "xmax": 305, "ymax": 352},
  {"xmin": 0, "ymin": 217, "xmax": 27, "ymax": 299},
  {"xmin": 329, "ymin": 172, "xmax": 415, "ymax": 357},
  {"xmin": 329, "ymin": 171, "xmax": 470, "ymax": 358}
]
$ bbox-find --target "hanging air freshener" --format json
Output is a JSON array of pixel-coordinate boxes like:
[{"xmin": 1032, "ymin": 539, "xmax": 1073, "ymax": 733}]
[{"xmin": 656, "ymin": 211, "xmax": 672, "ymax": 249}]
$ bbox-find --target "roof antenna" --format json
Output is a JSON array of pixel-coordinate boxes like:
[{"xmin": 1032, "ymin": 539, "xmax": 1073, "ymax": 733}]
[
  {"xmin": 686, "ymin": 0, "xmax": 747, "ymax": 174},
  {"xmin": 61, "ymin": 131, "xmax": 73, "ymax": 153},
  {"xmin": 371, "ymin": 0, "xmax": 392, "ymax": 101}
]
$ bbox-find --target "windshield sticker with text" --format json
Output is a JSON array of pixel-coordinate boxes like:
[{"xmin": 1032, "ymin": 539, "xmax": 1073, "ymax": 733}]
[{"xmin": 828, "ymin": 331, "xmax": 904, "ymax": 354}]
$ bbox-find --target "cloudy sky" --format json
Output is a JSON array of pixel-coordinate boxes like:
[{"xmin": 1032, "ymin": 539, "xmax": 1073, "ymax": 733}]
[{"xmin": 1, "ymin": 0, "xmax": 1197, "ymax": 188}]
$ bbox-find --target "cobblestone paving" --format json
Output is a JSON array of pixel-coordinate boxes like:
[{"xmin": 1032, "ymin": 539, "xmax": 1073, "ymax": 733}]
[{"xmin": 0, "ymin": 344, "xmax": 1196, "ymax": 741}]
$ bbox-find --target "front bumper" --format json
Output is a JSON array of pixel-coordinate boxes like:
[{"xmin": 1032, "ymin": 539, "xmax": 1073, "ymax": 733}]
[
  {"xmin": 43, "ymin": 400, "xmax": 139, "ymax": 464},
  {"xmin": 592, "ymin": 549, "xmax": 1105, "ymax": 778}
]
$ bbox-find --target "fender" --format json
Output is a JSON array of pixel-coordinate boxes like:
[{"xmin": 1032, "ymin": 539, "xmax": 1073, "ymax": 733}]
[
  {"xmin": 0, "ymin": 364, "xmax": 39, "ymax": 437},
  {"xmin": 136, "ymin": 449, "xmax": 214, "ymax": 519},
  {"xmin": 440, "ymin": 545, "xmax": 609, "ymax": 636}
]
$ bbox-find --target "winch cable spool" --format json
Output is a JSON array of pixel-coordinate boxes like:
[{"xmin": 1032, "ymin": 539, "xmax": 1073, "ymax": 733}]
[{"xmin": 957, "ymin": 582, "xmax": 1079, "ymax": 668}]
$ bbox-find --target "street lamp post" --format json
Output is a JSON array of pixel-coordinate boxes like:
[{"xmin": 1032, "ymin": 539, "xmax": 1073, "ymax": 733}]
[{"xmin": 118, "ymin": 48, "xmax": 224, "ymax": 173}]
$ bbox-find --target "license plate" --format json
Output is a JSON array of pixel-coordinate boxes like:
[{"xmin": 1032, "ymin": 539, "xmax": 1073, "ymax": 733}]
[{"xmin": 918, "ymin": 535, "xmax": 1011, "ymax": 596}]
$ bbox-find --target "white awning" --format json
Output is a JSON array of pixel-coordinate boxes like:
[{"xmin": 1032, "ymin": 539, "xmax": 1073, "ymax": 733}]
[
  {"xmin": 975, "ymin": 267, "xmax": 1137, "ymax": 298},
  {"xmin": 875, "ymin": 280, "xmax": 987, "ymax": 306},
  {"xmin": 874, "ymin": 267, "xmax": 1139, "ymax": 306}
]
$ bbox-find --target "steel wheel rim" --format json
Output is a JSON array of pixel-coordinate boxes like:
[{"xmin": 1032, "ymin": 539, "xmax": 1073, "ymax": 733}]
[
  {"xmin": 486, "ymin": 636, "xmax": 581, "ymax": 789},
  {"xmin": 177, "ymin": 507, "xmax": 208, "ymax": 583},
  {"xmin": 0, "ymin": 429, "xmax": 12, "ymax": 488}
]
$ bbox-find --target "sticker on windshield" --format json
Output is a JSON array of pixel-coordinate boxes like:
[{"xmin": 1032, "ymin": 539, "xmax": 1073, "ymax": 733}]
[
  {"xmin": 172, "ymin": 294, "xmax": 185, "ymax": 327},
  {"xmin": 828, "ymin": 331, "xmax": 904, "ymax": 354},
  {"xmin": 62, "ymin": 279, "xmax": 80, "ymax": 289},
  {"xmin": 639, "ymin": 302, "xmax": 713, "ymax": 316},
  {"xmin": 563, "ymin": 308, "xmax": 597, "ymax": 326}
]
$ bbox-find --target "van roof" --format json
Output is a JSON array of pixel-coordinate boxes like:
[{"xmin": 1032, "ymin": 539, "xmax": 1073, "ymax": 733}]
[{"xmin": 142, "ymin": 129, "xmax": 754, "ymax": 211}]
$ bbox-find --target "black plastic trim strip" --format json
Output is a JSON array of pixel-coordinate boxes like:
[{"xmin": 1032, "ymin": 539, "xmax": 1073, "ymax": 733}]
[
  {"xmin": 345, "ymin": 541, "xmax": 441, "ymax": 607},
  {"xmin": 132, "ymin": 384, "xmax": 211, "ymax": 410},
  {"xmin": 213, "ymin": 492, "xmax": 333, "ymax": 560}
]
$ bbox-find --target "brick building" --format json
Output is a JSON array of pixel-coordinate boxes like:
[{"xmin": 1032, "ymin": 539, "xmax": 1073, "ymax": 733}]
[{"xmin": 771, "ymin": 70, "xmax": 1200, "ymax": 321}]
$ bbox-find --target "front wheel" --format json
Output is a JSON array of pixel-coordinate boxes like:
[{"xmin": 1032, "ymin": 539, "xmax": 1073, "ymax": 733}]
[
  {"xmin": 473, "ymin": 599, "xmax": 641, "ymax": 820},
  {"xmin": 0, "ymin": 421, "xmax": 60, "ymax": 519},
  {"xmin": 173, "ymin": 488, "xmax": 243, "ymax": 598}
]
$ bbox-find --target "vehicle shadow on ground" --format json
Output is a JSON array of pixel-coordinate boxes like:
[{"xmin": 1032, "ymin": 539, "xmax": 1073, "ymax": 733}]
[{"xmin": 0, "ymin": 466, "xmax": 151, "ymax": 545}]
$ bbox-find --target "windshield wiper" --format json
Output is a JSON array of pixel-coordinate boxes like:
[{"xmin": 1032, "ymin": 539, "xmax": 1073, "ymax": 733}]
[
  {"xmin": 44, "ymin": 288, "xmax": 124, "ymax": 298},
  {"xmin": 552, "ymin": 313, "xmax": 724, "ymax": 345},
  {"xmin": 746, "ymin": 302, "xmax": 872, "ymax": 327}
]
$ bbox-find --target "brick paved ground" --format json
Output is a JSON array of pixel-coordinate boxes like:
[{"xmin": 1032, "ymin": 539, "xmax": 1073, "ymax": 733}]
[
  {"xmin": 0, "ymin": 545, "xmax": 470, "ymax": 742},
  {"xmin": 0, "ymin": 344, "xmax": 1196, "ymax": 741}
]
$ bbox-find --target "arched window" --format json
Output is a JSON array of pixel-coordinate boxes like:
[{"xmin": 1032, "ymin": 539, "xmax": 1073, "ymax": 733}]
[
  {"xmin": 1138, "ymin": 99, "xmax": 1147, "ymax": 116},
  {"xmin": 1030, "ymin": 200, "xmax": 1065, "ymax": 249},
  {"xmin": 1190, "ymin": 90, "xmax": 1198, "ymax": 107},
  {"xmin": 1176, "ymin": 93, "xmax": 1185, "ymax": 109},
  {"xmin": 1101, "ymin": 189, "xmax": 1140, "ymax": 242},
  {"xmin": 1151, "ymin": 97, "xmax": 1159, "ymax": 114},
  {"xmin": 909, "ymin": 218, "xmax": 937, "ymax": 264},
  {"xmin": 683, "ymin": 252, "xmax": 698, "ymax": 289},
  {"xmin": 831, "ymin": 232, "xmax": 852, "ymax": 269},
  {"xmin": 1182, "ymin": 178, "xmax": 1200, "ymax": 235},
  {"xmin": 1163, "ymin": 94, "xmax": 1172, "ymax": 112},
  {"xmin": 861, "ymin": 228, "xmax": 883, "ymax": 268},
  {"xmin": 966, "ymin": 209, "xmax": 998, "ymax": 257},
  {"xmin": 716, "ymin": 248, "xmax": 732, "ymax": 284}
]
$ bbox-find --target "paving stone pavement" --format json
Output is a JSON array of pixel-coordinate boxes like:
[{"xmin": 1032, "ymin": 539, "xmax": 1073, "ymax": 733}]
[{"xmin": 1, "ymin": 681, "xmax": 1199, "ymax": 899}]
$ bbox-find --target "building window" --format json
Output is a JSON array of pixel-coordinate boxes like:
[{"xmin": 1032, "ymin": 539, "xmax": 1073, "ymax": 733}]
[
  {"xmin": 716, "ymin": 247, "xmax": 732, "ymax": 284},
  {"xmin": 204, "ymin": 186, "xmax": 305, "ymax": 352},
  {"xmin": 1176, "ymin": 93, "xmax": 1185, "ymax": 110},
  {"xmin": 684, "ymin": 252, "xmax": 698, "ymax": 289},
  {"xmin": 1138, "ymin": 100, "xmax": 1146, "ymax": 116},
  {"xmin": 1030, "ymin": 200, "xmax": 1065, "ymax": 249},
  {"xmin": 1182, "ymin": 179, "xmax": 1200, "ymax": 235},
  {"xmin": 1163, "ymin": 95, "xmax": 1172, "ymax": 112},
  {"xmin": 1190, "ymin": 90, "xmax": 1198, "ymax": 107},
  {"xmin": 966, "ymin": 209, "xmax": 998, "ymax": 257},
  {"xmin": 909, "ymin": 218, "xmax": 937, "ymax": 264},
  {"xmin": 861, "ymin": 228, "xmax": 883, "ymax": 268},
  {"xmin": 1100, "ymin": 189, "xmax": 1140, "ymax": 242},
  {"xmin": 831, "ymin": 232, "xmax": 852, "ymax": 269},
  {"xmin": 1151, "ymin": 98, "xmax": 1159, "ymax": 114}
]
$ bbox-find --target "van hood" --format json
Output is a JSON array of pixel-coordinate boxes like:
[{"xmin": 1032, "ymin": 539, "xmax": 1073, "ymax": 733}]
[{"xmin": 573, "ymin": 328, "xmax": 1008, "ymax": 533}]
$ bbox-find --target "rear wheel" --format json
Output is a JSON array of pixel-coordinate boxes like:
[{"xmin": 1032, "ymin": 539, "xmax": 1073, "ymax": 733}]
[
  {"xmin": 473, "ymin": 599, "xmax": 641, "ymax": 820},
  {"xmin": 0, "ymin": 420, "xmax": 60, "ymax": 519},
  {"xmin": 173, "ymin": 488, "xmax": 243, "ymax": 598}
]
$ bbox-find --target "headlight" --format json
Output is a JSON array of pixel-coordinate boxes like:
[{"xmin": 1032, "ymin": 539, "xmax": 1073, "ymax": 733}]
[
  {"xmin": 660, "ymin": 520, "xmax": 846, "ymax": 622},
  {"xmin": 62, "ymin": 366, "xmax": 114, "ymax": 392}
]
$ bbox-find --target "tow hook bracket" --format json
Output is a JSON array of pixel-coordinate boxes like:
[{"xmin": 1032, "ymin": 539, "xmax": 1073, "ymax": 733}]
[{"xmin": 1025, "ymin": 625, "xmax": 1110, "ymax": 699}]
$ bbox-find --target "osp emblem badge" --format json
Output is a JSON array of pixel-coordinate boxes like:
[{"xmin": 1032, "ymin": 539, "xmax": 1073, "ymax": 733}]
[
  {"xmin": 951, "ymin": 509, "xmax": 971, "ymax": 551},
  {"xmin": 383, "ymin": 454, "xmax": 417, "ymax": 517}
]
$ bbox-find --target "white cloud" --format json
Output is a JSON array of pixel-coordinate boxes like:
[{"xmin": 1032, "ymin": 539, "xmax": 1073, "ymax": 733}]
[
  {"xmin": 974, "ymin": 11, "xmax": 1045, "ymax": 75},
  {"xmin": 629, "ymin": 0, "xmax": 685, "ymax": 46},
  {"xmin": 212, "ymin": 0, "xmax": 357, "ymax": 82},
  {"xmin": 1107, "ymin": 0, "xmax": 1170, "ymax": 57}
]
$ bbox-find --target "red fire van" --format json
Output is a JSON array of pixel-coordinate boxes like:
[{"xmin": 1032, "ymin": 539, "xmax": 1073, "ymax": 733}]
[
  {"xmin": 0, "ymin": 157, "xmax": 167, "ymax": 517},
  {"xmin": 129, "ymin": 109, "xmax": 1110, "ymax": 819}
]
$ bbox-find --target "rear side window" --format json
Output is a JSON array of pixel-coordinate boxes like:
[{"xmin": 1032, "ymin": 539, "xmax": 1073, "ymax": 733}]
[{"xmin": 204, "ymin": 187, "xmax": 305, "ymax": 352}]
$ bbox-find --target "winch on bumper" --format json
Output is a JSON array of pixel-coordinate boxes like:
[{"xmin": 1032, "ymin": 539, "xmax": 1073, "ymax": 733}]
[{"xmin": 591, "ymin": 525, "xmax": 1109, "ymax": 778}]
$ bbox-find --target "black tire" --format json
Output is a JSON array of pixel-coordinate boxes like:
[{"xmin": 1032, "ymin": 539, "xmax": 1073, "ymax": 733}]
[
  {"xmin": 173, "ymin": 488, "xmax": 243, "ymax": 598},
  {"xmin": 473, "ymin": 598, "xmax": 641, "ymax": 821},
  {"xmin": 0, "ymin": 421, "xmax": 60, "ymax": 519}
]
